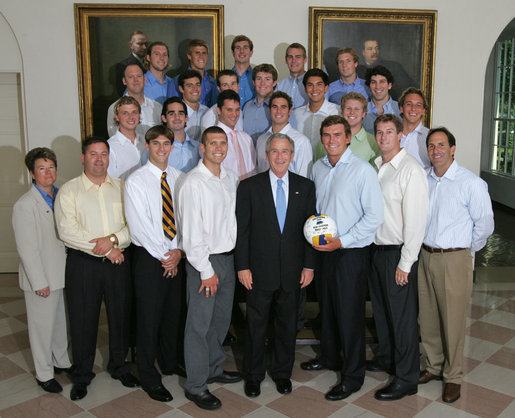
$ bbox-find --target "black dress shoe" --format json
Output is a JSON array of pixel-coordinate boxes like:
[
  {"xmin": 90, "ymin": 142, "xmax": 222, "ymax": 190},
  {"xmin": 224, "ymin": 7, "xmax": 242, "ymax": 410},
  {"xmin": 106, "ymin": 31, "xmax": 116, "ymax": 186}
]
[
  {"xmin": 114, "ymin": 372, "xmax": 140, "ymax": 388},
  {"xmin": 70, "ymin": 383, "xmax": 87, "ymax": 401},
  {"xmin": 185, "ymin": 389, "xmax": 222, "ymax": 410},
  {"xmin": 366, "ymin": 359, "xmax": 392, "ymax": 373},
  {"xmin": 207, "ymin": 370, "xmax": 242, "ymax": 384},
  {"xmin": 244, "ymin": 380, "xmax": 261, "ymax": 397},
  {"xmin": 374, "ymin": 380, "xmax": 417, "ymax": 401},
  {"xmin": 325, "ymin": 384, "xmax": 359, "ymax": 401},
  {"xmin": 274, "ymin": 378, "xmax": 292, "ymax": 394},
  {"xmin": 300, "ymin": 359, "xmax": 326, "ymax": 371},
  {"xmin": 53, "ymin": 366, "xmax": 74, "ymax": 375},
  {"xmin": 144, "ymin": 385, "xmax": 173, "ymax": 402},
  {"xmin": 37, "ymin": 378, "xmax": 63, "ymax": 393}
]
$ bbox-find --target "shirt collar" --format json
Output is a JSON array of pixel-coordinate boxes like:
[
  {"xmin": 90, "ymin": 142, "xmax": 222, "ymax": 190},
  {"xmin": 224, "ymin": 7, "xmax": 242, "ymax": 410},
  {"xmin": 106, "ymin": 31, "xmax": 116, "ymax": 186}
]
[
  {"xmin": 379, "ymin": 148, "xmax": 406, "ymax": 170},
  {"xmin": 269, "ymin": 169, "xmax": 289, "ymax": 188},
  {"xmin": 197, "ymin": 159, "xmax": 228, "ymax": 180},
  {"xmin": 430, "ymin": 159, "xmax": 458, "ymax": 181},
  {"xmin": 322, "ymin": 147, "xmax": 352, "ymax": 168},
  {"xmin": 81, "ymin": 172, "xmax": 114, "ymax": 190}
]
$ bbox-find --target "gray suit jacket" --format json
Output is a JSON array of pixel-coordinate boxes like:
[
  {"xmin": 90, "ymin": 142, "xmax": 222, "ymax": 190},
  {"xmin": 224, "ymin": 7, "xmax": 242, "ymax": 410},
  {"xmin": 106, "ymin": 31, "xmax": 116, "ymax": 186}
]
[{"xmin": 12, "ymin": 185, "xmax": 66, "ymax": 291}]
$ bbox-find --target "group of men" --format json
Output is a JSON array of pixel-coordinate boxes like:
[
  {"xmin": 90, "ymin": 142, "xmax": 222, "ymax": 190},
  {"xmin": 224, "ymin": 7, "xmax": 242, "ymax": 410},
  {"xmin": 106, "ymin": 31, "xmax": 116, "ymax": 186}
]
[{"xmin": 18, "ymin": 32, "xmax": 495, "ymax": 411}]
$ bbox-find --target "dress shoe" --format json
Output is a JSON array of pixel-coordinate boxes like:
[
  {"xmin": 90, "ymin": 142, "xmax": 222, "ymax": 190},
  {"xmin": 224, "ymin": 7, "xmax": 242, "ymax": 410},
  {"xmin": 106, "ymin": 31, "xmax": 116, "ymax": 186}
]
[
  {"xmin": 325, "ymin": 384, "xmax": 359, "ymax": 401},
  {"xmin": 70, "ymin": 383, "xmax": 87, "ymax": 401},
  {"xmin": 300, "ymin": 358, "xmax": 326, "ymax": 371},
  {"xmin": 54, "ymin": 366, "xmax": 73, "ymax": 375},
  {"xmin": 244, "ymin": 380, "xmax": 261, "ymax": 397},
  {"xmin": 442, "ymin": 383, "xmax": 461, "ymax": 403},
  {"xmin": 144, "ymin": 385, "xmax": 173, "ymax": 402},
  {"xmin": 374, "ymin": 380, "xmax": 417, "ymax": 401},
  {"xmin": 419, "ymin": 369, "xmax": 442, "ymax": 384},
  {"xmin": 37, "ymin": 378, "xmax": 63, "ymax": 393},
  {"xmin": 207, "ymin": 370, "xmax": 242, "ymax": 384},
  {"xmin": 185, "ymin": 389, "xmax": 222, "ymax": 410},
  {"xmin": 366, "ymin": 359, "xmax": 392, "ymax": 373},
  {"xmin": 274, "ymin": 378, "xmax": 292, "ymax": 394},
  {"xmin": 114, "ymin": 372, "xmax": 140, "ymax": 388}
]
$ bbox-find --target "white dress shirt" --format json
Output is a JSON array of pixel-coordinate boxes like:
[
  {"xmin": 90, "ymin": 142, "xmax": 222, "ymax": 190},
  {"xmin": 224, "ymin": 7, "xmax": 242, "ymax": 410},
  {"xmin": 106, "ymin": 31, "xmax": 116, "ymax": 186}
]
[
  {"xmin": 107, "ymin": 96, "xmax": 162, "ymax": 138},
  {"xmin": 185, "ymin": 102, "xmax": 208, "ymax": 142},
  {"xmin": 200, "ymin": 104, "xmax": 244, "ymax": 133},
  {"xmin": 107, "ymin": 130, "xmax": 146, "ymax": 180},
  {"xmin": 374, "ymin": 149, "xmax": 429, "ymax": 272},
  {"xmin": 293, "ymin": 99, "xmax": 340, "ymax": 153},
  {"xmin": 256, "ymin": 123, "xmax": 313, "ymax": 177},
  {"xmin": 269, "ymin": 170, "xmax": 289, "ymax": 207},
  {"xmin": 124, "ymin": 161, "xmax": 182, "ymax": 260},
  {"xmin": 401, "ymin": 122, "xmax": 430, "ymax": 169},
  {"xmin": 177, "ymin": 160, "xmax": 238, "ymax": 280},
  {"xmin": 217, "ymin": 121, "xmax": 257, "ymax": 179},
  {"xmin": 423, "ymin": 160, "xmax": 494, "ymax": 252}
]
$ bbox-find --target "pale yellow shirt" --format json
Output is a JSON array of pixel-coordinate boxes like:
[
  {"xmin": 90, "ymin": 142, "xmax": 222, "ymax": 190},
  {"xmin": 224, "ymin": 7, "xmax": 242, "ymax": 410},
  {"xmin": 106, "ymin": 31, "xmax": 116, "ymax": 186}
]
[{"xmin": 55, "ymin": 172, "xmax": 130, "ymax": 256}]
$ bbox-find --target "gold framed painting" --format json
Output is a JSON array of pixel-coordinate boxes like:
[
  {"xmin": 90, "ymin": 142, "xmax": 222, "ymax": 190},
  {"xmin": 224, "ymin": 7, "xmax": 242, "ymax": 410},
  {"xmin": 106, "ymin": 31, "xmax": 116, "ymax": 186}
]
[
  {"xmin": 309, "ymin": 7, "xmax": 437, "ymax": 125},
  {"xmin": 75, "ymin": 3, "xmax": 224, "ymax": 139}
]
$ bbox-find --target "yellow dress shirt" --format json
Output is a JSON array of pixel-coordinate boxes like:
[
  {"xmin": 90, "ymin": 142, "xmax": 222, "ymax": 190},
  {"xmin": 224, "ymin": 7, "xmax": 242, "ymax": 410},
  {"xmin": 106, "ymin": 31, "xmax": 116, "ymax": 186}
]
[{"xmin": 55, "ymin": 172, "xmax": 130, "ymax": 256}]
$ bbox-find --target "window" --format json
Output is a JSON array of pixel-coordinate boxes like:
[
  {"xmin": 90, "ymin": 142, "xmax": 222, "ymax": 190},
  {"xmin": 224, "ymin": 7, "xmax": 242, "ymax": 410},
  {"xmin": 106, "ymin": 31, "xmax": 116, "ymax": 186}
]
[{"xmin": 491, "ymin": 38, "xmax": 515, "ymax": 176}]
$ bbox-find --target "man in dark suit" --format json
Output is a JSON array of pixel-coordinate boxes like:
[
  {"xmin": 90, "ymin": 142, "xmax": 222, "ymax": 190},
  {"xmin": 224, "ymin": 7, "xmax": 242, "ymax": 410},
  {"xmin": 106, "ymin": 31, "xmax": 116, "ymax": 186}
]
[
  {"xmin": 235, "ymin": 133, "xmax": 316, "ymax": 398},
  {"xmin": 115, "ymin": 31, "xmax": 148, "ymax": 96}
]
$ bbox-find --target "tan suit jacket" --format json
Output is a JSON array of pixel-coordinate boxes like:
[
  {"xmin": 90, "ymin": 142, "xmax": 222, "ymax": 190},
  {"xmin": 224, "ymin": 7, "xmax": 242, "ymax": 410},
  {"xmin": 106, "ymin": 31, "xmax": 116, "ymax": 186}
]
[{"xmin": 12, "ymin": 185, "xmax": 66, "ymax": 291}]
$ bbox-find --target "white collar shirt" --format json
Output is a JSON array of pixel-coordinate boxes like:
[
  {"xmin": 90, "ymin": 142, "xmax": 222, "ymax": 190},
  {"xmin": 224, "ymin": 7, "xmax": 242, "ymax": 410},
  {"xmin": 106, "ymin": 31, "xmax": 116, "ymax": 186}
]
[
  {"xmin": 400, "ymin": 122, "xmax": 430, "ymax": 169},
  {"xmin": 107, "ymin": 130, "xmax": 146, "ymax": 180},
  {"xmin": 217, "ymin": 121, "xmax": 257, "ymax": 179}
]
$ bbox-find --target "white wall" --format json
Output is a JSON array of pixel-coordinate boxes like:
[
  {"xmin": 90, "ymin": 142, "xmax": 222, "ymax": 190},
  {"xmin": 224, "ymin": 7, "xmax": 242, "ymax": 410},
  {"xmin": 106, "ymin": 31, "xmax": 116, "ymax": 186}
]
[{"xmin": 1, "ymin": 0, "xmax": 514, "ymax": 179}]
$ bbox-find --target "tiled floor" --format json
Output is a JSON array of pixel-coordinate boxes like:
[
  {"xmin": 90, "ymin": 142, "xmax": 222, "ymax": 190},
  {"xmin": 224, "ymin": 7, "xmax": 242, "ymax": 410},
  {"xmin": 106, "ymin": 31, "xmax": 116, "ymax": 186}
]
[{"xmin": 0, "ymin": 266, "xmax": 514, "ymax": 418}]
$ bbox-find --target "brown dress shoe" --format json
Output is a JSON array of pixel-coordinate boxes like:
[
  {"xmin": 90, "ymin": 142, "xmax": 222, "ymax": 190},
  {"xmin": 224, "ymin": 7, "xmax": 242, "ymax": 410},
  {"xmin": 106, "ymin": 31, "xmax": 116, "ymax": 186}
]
[
  {"xmin": 419, "ymin": 370, "xmax": 442, "ymax": 384},
  {"xmin": 442, "ymin": 383, "xmax": 461, "ymax": 403}
]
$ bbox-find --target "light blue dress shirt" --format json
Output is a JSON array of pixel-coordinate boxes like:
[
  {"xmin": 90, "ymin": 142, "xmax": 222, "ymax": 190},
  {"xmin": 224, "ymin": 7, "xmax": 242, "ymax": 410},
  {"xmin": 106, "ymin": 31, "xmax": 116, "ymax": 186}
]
[
  {"xmin": 276, "ymin": 73, "xmax": 308, "ymax": 108},
  {"xmin": 144, "ymin": 71, "xmax": 174, "ymax": 105},
  {"xmin": 362, "ymin": 97, "xmax": 401, "ymax": 134},
  {"xmin": 233, "ymin": 65, "xmax": 256, "ymax": 107},
  {"xmin": 326, "ymin": 77, "xmax": 370, "ymax": 105},
  {"xmin": 424, "ymin": 160, "xmax": 494, "ymax": 252},
  {"xmin": 242, "ymin": 97, "xmax": 271, "ymax": 146},
  {"xmin": 311, "ymin": 148, "xmax": 384, "ymax": 248},
  {"xmin": 34, "ymin": 184, "xmax": 58, "ymax": 211}
]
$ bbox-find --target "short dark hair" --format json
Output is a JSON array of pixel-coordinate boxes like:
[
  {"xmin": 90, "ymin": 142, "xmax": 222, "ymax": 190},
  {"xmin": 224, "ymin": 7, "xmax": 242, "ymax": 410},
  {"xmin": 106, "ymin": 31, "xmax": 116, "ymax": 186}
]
[
  {"xmin": 216, "ymin": 69, "xmax": 238, "ymax": 88},
  {"xmin": 303, "ymin": 68, "xmax": 329, "ymax": 87},
  {"xmin": 178, "ymin": 69, "xmax": 202, "ymax": 88},
  {"xmin": 252, "ymin": 64, "xmax": 278, "ymax": 82},
  {"xmin": 231, "ymin": 35, "xmax": 253, "ymax": 51},
  {"xmin": 145, "ymin": 124, "xmax": 174, "ymax": 145},
  {"xmin": 25, "ymin": 147, "xmax": 57, "ymax": 179},
  {"xmin": 161, "ymin": 96, "xmax": 188, "ymax": 119},
  {"xmin": 426, "ymin": 127, "xmax": 456, "ymax": 148},
  {"xmin": 147, "ymin": 41, "xmax": 169, "ymax": 57},
  {"xmin": 201, "ymin": 126, "xmax": 227, "ymax": 146},
  {"xmin": 123, "ymin": 63, "xmax": 144, "ymax": 79},
  {"xmin": 82, "ymin": 137, "xmax": 109, "ymax": 154},
  {"xmin": 374, "ymin": 114, "xmax": 403, "ymax": 135},
  {"xmin": 286, "ymin": 43, "xmax": 306, "ymax": 58},
  {"xmin": 217, "ymin": 89, "xmax": 240, "ymax": 109},
  {"xmin": 270, "ymin": 91, "xmax": 293, "ymax": 110},
  {"xmin": 320, "ymin": 115, "xmax": 351, "ymax": 139},
  {"xmin": 398, "ymin": 87, "xmax": 428, "ymax": 110},
  {"xmin": 365, "ymin": 65, "xmax": 394, "ymax": 86}
]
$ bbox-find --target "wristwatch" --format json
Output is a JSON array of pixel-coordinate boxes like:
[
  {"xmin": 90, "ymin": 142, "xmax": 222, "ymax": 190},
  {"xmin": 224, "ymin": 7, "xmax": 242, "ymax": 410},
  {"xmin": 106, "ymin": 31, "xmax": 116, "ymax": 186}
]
[{"xmin": 109, "ymin": 234, "xmax": 117, "ymax": 246}]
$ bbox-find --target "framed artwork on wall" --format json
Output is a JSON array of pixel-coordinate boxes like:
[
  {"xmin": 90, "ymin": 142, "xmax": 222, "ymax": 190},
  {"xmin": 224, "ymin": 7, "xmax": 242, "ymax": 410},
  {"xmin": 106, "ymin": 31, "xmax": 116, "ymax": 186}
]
[
  {"xmin": 309, "ymin": 7, "xmax": 437, "ymax": 125},
  {"xmin": 74, "ymin": 3, "xmax": 224, "ymax": 139}
]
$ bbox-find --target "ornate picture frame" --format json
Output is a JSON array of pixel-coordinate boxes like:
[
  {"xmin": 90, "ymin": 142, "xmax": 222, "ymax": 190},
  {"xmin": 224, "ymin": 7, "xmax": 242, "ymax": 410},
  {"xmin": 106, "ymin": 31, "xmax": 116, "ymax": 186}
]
[
  {"xmin": 309, "ymin": 7, "xmax": 437, "ymax": 125},
  {"xmin": 74, "ymin": 3, "xmax": 224, "ymax": 139}
]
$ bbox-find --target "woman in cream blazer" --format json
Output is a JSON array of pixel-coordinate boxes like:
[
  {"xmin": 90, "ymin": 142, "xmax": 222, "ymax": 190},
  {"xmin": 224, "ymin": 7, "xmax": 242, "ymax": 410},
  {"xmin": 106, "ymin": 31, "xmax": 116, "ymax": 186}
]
[{"xmin": 12, "ymin": 147, "xmax": 72, "ymax": 393}]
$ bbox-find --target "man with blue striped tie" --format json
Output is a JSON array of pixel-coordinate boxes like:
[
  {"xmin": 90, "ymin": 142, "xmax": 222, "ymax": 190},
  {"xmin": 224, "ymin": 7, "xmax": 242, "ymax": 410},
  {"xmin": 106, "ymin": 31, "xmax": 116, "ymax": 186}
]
[{"xmin": 124, "ymin": 125, "xmax": 185, "ymax": 402}]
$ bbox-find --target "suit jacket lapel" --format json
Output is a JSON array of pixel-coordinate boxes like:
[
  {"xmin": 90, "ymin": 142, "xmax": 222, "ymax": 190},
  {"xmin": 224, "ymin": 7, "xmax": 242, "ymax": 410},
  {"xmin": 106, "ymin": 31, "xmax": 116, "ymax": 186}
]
[{"xmin": 29, "ymin": 186, "xmax": 55, "ymax": 229}]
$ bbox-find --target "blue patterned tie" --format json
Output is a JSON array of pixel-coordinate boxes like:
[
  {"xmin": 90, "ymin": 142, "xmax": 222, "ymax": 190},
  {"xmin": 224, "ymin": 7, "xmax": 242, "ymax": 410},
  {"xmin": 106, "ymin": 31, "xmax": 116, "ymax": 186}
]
[{"xmin": 276, "ymin": 178, "xmax": 286, "ymax": 232}]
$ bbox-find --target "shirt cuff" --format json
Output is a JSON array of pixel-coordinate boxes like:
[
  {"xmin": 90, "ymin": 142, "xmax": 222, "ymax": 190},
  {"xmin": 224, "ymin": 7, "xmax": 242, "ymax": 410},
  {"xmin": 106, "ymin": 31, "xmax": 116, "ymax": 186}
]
[{"xmin": 200, "ymin": 265, "xmax": 215, "ymax": 280}]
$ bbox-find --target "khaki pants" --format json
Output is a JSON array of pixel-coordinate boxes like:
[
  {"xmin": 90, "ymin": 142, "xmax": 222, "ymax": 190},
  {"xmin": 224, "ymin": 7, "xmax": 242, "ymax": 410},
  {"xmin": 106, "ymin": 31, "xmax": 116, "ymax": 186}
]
[{"xmin": 418, "ymin": 248, "xmax": 473, "ymax": 384}]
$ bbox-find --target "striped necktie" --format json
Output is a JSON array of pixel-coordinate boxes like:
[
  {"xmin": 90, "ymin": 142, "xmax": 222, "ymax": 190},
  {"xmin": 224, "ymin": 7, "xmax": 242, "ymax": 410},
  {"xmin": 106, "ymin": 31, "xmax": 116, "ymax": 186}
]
[{"xmin": 161, "ymin": 172, "xmax": 176, "ymax": 240}]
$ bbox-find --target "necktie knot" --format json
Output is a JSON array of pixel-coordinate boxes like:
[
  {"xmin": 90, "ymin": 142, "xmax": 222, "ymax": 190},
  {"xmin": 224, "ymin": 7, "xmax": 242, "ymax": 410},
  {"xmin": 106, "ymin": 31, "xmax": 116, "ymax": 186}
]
[{"xmin": 161, "ymin": 172, "xmax": 167, "ymax": 180}]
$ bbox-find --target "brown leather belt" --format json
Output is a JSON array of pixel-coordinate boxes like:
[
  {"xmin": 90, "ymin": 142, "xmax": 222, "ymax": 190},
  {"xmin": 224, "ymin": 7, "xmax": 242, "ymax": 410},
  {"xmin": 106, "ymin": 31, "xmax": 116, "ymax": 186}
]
[{"xmin": 422, "ymin": 244, "xmax": 466, "ymax": 254}]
